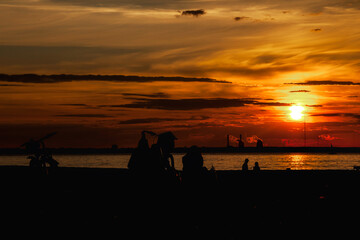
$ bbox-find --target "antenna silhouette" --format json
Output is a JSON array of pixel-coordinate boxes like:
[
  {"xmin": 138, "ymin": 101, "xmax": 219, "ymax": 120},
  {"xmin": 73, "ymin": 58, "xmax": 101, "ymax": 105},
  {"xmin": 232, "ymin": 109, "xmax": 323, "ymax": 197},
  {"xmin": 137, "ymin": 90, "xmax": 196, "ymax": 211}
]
[{"xmin": 304, "ymin": 111, "xmax": 306, "ymax": 147}]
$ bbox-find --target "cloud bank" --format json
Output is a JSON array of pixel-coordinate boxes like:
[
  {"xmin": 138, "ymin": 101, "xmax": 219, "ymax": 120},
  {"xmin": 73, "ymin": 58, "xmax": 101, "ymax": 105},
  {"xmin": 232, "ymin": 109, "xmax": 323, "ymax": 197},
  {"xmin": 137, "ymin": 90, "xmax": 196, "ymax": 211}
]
[
  {"xmin": 100, "ymin": 98, "xmax": 290, "ymax": 110},
  {"xmin": 287, "ymin": 80, "xmax": 360, "ymax": 86},
  {"xmin": 0, "ymin": 74, "xmax": 230, "ymax": 84}
]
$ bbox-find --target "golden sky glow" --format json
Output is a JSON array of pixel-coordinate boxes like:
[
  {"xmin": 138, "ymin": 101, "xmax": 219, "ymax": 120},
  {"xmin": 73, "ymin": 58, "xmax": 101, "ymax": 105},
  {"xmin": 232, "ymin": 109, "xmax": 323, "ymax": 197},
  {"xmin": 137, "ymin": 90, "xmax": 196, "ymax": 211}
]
[{"xmin": 0, "ymin": 0, "xmax": 360, "ymax": 147}]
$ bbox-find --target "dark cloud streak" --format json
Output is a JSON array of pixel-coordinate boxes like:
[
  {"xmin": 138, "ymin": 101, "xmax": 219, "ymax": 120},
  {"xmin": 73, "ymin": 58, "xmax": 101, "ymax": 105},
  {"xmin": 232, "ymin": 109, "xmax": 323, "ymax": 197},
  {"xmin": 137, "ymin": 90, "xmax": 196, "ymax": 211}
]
[
  {"xmin": 121, "ymin": 92, "xmax": 170, "ymax": 98},
  {"xmin": 181, "ymin": 9, "xmax": 206, "ymax": 17},
  {"xmin": 311, "ymin": 112, "xmax": 360, "ymax": 121},
  {"xmin": 55, "ymin": 104, "xmax": 89, "ymax": 106},
  {"xmin": 118, "ymin": 115, "xmax": 209, "ymax": 124},
  {"xmin": 311, "ymin": 113, "xmax": 341, "ymax": 117},
  {"xmin": 0, "ymin": 74, "xmax": 230, "ymax": 84},
  {"xmin": 234, "ymin": 16, "xmax": 250, "ymax": 21},
  {"xmin": 289, "ymin": 90, "xmax": 310, "ymax": 93},
  {"xmin": 100, "ymin": 98, "xmax": 290, "ymax": 110},
  {"xmin": 286, "ymin": 80, "xmax": 360, "ymax": 86},
  {"xmin": 55, "ymin": 114, "xmax": 113, "ymax": 118}
]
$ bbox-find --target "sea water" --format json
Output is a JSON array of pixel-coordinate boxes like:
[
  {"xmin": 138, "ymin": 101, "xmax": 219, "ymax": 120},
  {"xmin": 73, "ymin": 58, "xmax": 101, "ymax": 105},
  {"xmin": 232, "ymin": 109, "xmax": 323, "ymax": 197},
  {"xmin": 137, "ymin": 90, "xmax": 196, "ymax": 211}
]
[{"xmin": 1, "ymin": 153, "xmax": 360, "ymax": 170}]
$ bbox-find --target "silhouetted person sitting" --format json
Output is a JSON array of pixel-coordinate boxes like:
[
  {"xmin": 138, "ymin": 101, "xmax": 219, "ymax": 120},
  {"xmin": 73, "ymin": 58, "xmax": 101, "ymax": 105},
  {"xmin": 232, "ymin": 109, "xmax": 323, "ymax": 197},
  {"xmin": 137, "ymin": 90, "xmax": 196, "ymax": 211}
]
[
  {"xmin": 242, "ymin": 159, "xmax": 249, "ymax": 171},
  {"xmin": 253, "ymin": 162, "xmax": 260, "ymax": 171},
  {"xmin": 182, "ymin": 145, "xmax": 213, "ymax": 186},
  {"xmin": 182, "ymin": 145, "xmax": 204, "ymax": 172},
  {"xmin": 43, "ymin": 153, "xmax": 59, "ymax": 168},
  {"xmin": 183, "ymin": 146, "xmax": 203, "ymax": 172},
  {"xmin": 29, "ymin": 154, "xmax": 42, "ymax": 168},
  {"xmin": 128, "ymin": 131, "xmax": 178, "ymax": 185},
  {"xmin": 149, "ymin": 131, "xmax": 177, "ymax": 173},
  {"xmin": 28, "ymin": 153, "xmax": 46, "ymax": 176}
]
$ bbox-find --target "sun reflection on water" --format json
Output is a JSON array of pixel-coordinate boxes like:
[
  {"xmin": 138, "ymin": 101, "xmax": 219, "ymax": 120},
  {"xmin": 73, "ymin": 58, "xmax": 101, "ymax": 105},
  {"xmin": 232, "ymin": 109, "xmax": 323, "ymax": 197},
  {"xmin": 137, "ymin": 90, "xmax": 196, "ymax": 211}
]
[{"xmin": 289, "ymin": 154, "xmax": 305, "ymax": 169}]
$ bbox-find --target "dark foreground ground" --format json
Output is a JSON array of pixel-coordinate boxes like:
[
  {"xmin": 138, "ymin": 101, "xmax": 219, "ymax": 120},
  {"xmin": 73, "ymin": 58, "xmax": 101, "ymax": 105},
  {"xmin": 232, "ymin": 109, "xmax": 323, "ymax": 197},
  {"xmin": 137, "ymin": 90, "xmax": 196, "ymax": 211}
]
[{"xmin": 1, "ymin": 166, "xmax": 360, "ymax": 238}]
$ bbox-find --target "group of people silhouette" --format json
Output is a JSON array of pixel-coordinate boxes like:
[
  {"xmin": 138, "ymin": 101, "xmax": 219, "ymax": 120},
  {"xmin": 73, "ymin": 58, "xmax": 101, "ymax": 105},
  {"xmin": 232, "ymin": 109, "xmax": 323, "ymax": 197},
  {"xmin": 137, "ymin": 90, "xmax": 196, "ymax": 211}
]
[
  {"xmin": 242, "ymin": 158, "xmax": 261, "ymax": 171},
  {"xmin": 128, "ymin": 131, "xmax": 177, "ymax": 174},
  {"xmin": 128, "ymin": 131, "xmax": 218, "ymax": 185},
  {"xmin": 24, "ymin": 130, "xmax": 261, "ymax": 180},
  {"xmin": 128, "ymin": 131, "xmax": 260, "ymax": 185}
]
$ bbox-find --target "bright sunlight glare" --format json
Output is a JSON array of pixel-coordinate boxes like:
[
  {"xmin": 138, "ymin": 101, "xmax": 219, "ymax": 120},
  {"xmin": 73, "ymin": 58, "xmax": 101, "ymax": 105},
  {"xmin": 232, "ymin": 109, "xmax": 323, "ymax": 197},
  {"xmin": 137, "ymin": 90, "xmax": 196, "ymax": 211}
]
[{"xmin": 289, "ymin": 105, "xmax": 305, "ymax": 120}]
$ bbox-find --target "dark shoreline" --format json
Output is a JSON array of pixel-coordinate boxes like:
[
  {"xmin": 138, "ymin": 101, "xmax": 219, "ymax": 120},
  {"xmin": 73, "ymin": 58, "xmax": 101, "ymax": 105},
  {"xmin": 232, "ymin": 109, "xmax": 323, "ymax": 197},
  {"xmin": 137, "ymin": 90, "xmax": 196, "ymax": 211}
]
[
  {"xmin": 1, "ymin": 146, "xmax": 360, "ymax": 155},
  {"xmin": 2, "ymin": 166, "xmax": 360, "ymax": 237}
]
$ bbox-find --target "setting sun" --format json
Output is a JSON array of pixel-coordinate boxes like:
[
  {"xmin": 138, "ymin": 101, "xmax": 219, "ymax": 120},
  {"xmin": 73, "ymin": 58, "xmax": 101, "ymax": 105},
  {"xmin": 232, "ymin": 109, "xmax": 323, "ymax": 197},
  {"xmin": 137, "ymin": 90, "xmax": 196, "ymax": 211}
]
[{"xmin": 289, "ymin": 105, "xmax": 305, "ymax": 120}]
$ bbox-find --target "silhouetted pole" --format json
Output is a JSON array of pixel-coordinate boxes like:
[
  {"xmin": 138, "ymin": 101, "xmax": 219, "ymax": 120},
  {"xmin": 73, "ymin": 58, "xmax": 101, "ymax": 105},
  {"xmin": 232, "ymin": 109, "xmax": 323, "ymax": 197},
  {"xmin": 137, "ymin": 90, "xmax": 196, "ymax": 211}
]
[{"xmin": 304, "ymin": 112, "xmax": 306, "ymax": 147}]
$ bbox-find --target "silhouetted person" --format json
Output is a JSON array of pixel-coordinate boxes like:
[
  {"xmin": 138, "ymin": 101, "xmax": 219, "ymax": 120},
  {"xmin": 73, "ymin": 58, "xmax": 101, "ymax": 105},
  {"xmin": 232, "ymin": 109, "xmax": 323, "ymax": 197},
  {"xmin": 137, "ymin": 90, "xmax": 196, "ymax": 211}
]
[
  {"xmin": 29, "ymin": 154, "xmax": 42, "ymax": 168},
  {"xmin": 43, "ymin": 153, "xmax": 59, "ymax": 168},
  {"xmin": 29, "ymin": 155, "xmax": 42, "ymax": 177},
  {"xmin": 181, "ymin": 146, "xmax": 217, "ymax": 192},
  {"xmin": 128, "ymin": 131, "xmax": 178, "ymax": 185},
  {"xmin": 182, "ymin": 145, "xmax": 204, "ymax": 173},
  {"xmin": 150, "ymin": 131, "xmax": 177, "ymax": 173},
  {"xmin": 253, "ymin": 162, "xmax": 260, "ymax": 171},
  {"xmin": 242, "ymin": 159, "xmax": 249, "ymax": 171},
  {"xmin": 128, "ymin": 131, "xmax": 151, "ymax": 172},
  {"xmin": 146, "ymin": 131, "xmax": 179, "ymax": 187},
  {"xmin": 182, "ymin": 145, "xmax": 209, "ymax": 185}
]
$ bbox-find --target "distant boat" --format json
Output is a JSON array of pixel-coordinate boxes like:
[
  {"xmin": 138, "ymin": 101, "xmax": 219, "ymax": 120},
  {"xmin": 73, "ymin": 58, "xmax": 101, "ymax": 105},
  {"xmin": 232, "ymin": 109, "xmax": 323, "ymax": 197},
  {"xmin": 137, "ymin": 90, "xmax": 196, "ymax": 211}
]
[{"xmin": 329, "ymin": 144, "xmax": 336, "ymax": 154}]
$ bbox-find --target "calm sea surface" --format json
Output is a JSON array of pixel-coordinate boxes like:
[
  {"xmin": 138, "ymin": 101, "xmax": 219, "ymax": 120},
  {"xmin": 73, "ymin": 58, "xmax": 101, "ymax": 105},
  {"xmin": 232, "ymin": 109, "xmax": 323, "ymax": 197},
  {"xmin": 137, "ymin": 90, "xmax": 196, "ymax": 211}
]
[{"xmin": 1, "ymin": 153, "xmax": 360, "ymax": 170}]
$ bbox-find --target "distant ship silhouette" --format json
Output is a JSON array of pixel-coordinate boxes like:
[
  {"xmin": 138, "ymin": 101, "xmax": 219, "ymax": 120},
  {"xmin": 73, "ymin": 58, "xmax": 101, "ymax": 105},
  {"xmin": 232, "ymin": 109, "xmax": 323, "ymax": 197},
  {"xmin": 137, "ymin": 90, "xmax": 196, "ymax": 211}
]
[{"xmin": 329, "ymin": 144, "xmax": 336, "ymax": 154}]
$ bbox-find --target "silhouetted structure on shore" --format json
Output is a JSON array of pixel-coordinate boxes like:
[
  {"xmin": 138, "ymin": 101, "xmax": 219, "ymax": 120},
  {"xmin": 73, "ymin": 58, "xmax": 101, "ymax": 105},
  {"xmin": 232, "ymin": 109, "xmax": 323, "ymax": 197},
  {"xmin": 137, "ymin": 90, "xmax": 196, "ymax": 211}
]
[
  {"xmin": 227, "ymin": 134, "xmax": 245, "ymax": 149},
  {"xmin": 238, "ymin": 134, "xmax": 245, "ymax": 148}
]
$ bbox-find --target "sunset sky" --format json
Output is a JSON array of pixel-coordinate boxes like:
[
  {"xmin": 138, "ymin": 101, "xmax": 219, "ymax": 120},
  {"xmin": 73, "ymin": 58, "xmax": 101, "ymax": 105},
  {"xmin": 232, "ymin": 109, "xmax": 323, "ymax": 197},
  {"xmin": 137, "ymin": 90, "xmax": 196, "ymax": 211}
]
[{"xmin": 1, "ymin": 0, "xmax": 360, "ymax": 148}]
